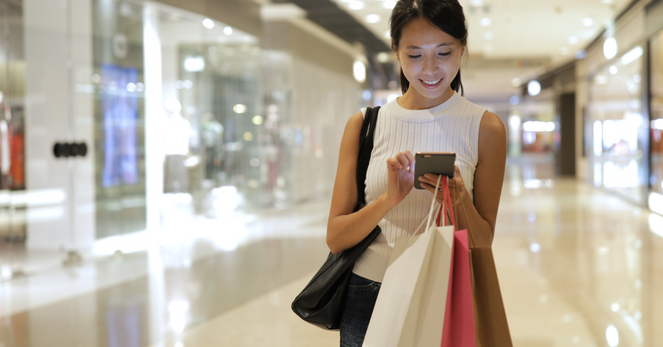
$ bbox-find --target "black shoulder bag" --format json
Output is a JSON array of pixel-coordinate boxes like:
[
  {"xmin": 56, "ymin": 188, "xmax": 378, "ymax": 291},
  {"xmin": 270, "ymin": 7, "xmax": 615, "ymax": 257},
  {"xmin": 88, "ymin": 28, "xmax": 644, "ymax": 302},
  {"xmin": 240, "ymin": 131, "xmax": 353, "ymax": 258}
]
[{"xmin": 291, "ymin": 106, "xmax": 381, "ymax": 330}]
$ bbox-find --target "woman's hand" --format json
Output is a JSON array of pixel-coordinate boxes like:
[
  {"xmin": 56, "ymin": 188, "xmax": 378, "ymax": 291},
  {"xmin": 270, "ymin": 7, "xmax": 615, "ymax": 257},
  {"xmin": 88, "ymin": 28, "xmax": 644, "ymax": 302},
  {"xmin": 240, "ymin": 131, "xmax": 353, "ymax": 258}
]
[
  {"xmin": 418, "ymin": 165, "xmax": 466, "ymax": 206},
  {"xmin": 384, "ymin": 151, "xmax": 416, "ymax": 207}
]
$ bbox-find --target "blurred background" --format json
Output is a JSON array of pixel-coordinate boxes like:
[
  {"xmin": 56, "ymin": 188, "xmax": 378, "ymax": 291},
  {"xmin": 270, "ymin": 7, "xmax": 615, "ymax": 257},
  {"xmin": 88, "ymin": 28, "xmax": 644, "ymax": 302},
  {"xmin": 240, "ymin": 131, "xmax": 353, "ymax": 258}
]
[{"xmin": 0, "ymin": 0, "xmax": 662, "ymax": 346}]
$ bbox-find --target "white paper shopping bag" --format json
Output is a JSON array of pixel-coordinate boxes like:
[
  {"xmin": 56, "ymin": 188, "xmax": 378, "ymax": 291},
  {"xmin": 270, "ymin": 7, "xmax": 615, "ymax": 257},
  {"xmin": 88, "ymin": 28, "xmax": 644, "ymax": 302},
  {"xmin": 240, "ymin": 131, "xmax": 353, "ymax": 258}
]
[{"xmin": 362, "ymin": 224, "xmax": 454, "ymax": 347}]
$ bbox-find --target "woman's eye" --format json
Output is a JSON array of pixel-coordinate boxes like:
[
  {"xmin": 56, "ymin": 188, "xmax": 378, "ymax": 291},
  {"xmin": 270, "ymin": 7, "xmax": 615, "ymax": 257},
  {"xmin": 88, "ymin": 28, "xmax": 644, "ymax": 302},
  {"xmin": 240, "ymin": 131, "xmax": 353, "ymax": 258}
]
[
  {"xmin": 408, "ymin": 55, "xmax": 421, "ymax": 59},
  {"xmin": 438, "ymin": 52, "xmax": 452, "ymax": 57}
]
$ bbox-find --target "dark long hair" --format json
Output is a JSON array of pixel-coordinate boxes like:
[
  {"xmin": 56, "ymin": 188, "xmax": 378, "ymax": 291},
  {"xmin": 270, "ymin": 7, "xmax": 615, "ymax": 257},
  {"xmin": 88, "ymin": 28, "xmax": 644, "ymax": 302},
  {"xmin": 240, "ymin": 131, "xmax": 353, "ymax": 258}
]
[{"xmin": 390, "ymin": 0, "xmax": 467, "ymax": 96}]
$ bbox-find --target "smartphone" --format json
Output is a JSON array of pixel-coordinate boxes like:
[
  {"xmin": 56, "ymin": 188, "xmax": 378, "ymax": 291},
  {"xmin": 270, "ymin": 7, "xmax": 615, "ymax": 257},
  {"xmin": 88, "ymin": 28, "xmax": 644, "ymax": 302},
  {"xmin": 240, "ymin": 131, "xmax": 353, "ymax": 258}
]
[{"xmin": 414, "ymin": 152, "xmax": 456, "ymax": 190}]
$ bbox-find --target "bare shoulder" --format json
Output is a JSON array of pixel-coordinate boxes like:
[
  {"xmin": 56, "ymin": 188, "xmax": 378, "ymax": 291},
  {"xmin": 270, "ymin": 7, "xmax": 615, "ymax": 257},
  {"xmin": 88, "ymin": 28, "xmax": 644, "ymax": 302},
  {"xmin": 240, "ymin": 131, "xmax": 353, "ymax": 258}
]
[
  {"xmin": 479, "ymin": 111, "xmax": 506, "ymax": 139},
  {"xmin": 478, "ymin": 111, "xmax": 506, "ymax": 162},
  {"xmin": 346, "ymin": 111, "xmax": 364, "ymax": 133},
  {"xmin": 338, "ymin": 111, "xmax": 365, "ymax": 159}
]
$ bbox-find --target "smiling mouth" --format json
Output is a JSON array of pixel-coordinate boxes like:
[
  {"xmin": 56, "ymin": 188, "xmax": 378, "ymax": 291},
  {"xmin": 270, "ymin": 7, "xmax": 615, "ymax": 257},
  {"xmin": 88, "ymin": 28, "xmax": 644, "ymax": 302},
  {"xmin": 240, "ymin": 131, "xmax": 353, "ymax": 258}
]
[
  {"xmin": 419, "ymin": 78, "xmax": 442, "ymax": 89},
  {"xmin": 421, "ymin": 79, "xmax": 441, "ymax": 85}
]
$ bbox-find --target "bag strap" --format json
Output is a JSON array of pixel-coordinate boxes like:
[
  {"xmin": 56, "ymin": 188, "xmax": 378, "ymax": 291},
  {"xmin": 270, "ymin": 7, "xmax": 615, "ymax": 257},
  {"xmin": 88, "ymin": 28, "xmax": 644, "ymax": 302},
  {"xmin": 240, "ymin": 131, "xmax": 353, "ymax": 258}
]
[
  {"xmin": 434, "ymin": 176, "xmax": 455, "ymax": 228},
  {"xmin": 437, "ymin": 176, "xmax": 477, "ymax": 248},
  {"xmin": 453, "ymin": 181, "xmax": 477, "ymax": 248},
  {"xmin": 356, "ymin": 107, "xmax": 380, "ymax": 207}
]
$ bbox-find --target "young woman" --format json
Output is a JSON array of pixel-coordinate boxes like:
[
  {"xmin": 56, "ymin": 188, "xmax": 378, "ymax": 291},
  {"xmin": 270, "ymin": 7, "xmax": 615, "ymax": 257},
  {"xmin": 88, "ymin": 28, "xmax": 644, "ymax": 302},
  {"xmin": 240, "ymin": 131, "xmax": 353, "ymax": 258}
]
[{"xmin": 326, "ymin": 0, "xmax": 506, "ymax": 345}]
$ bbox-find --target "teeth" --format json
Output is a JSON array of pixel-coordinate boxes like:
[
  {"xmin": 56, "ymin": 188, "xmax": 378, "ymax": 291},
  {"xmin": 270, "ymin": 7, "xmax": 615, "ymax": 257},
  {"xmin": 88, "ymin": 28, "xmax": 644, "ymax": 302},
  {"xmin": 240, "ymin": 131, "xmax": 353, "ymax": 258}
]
[{"xmin": 422, "ymin": 79, "xmax": 441, "ymax": 85}]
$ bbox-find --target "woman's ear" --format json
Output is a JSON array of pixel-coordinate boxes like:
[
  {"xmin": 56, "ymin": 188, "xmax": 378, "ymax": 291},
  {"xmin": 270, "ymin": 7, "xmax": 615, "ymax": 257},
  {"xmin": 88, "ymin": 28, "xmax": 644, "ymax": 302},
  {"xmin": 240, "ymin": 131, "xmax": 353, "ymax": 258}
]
[{"xmin": 391, "ymin": 44, "xmax": 401, "ymax": 63}]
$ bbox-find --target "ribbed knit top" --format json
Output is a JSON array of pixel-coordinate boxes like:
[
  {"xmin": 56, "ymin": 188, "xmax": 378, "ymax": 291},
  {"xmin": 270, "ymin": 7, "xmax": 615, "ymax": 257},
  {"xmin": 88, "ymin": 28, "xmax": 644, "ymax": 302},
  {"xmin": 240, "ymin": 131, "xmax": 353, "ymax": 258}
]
[{"xmin": 353, "ymin": 92, "xmax": 487, "ymax": 283}]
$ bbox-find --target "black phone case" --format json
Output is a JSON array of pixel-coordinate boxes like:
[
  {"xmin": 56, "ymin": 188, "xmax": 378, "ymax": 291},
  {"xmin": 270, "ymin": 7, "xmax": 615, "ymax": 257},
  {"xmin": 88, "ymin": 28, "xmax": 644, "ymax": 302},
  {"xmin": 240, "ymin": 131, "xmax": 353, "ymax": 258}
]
[{"xmin": 414, "ymin": 152, "xmax": 456, "ymax": 189}]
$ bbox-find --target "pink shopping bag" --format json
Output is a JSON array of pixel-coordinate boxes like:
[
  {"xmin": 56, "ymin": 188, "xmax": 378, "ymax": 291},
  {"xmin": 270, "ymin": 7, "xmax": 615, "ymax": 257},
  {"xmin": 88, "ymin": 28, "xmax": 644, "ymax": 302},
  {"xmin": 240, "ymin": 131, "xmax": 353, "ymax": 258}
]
[
  {"xmin": 435, "ymin": 176, "xmax": 476, "ymax": 347},
  {"xmin": 441, "ymin": 229, "xmax": 476, "ymax": 347}
]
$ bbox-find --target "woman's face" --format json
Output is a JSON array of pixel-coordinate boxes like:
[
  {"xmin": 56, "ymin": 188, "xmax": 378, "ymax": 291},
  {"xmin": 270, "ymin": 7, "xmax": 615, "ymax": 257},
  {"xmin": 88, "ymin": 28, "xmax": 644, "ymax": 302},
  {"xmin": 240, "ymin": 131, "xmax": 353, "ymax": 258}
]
[{"xmin": 395, "ymin": 16, "xmax": 464, "ymax": 103}]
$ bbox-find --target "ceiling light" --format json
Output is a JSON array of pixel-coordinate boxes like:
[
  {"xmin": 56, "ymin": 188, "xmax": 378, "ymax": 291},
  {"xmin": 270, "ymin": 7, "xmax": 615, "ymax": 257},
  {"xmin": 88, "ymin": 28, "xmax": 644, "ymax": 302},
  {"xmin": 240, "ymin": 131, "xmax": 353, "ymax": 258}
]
[
  {"xmin": 602, "ymin": 0, "xmax": 614, "ymax": 3},
  {"xmin": 223, "ymin": 26, "xmax": 233, "ymax": 35},
  {"xmin": 621, "ymin": 46, "xmax": 643, "ymax": 65},
  {"xmin": 511, "ymin": 78, "xmax": 522, "ymax": 87},
  {"xmin": 366, "ymin": 14, "xmax": 380, "ymax": 23},
  {"xmin": 233, "ymin": 104, "xmax": 247, "ymax": 113},
  {"xmin": 606, "ymin": 325, "xmax": 619, "ymax": 347},
  {"xmin": 509, "ymin": 95, "xmax": 520, "ymax": 105},
  {"xmin": 383, "ymin": 1, "xmax": 397, "ymax": 9},
  {"xmin": 594, "ymin": 75, "xmax": 608, "ymax": 85},
  {"xmin": 483, "ymin": 32, "xmax": 494, "ymax": 40},
  {"xmin": 471, "ymin": 0, "xmax": 484, "ymax": 6},
  {"xmin": 202, "ymin": 18, "xmax": 214, "ymax": 29},
  {"xmin": 529, "ymin": 242, "xmax": 541, "ymax": 252},
  {"xmin": 568, "ymin": 36, "xmax": 578, "ymax": 45},
  {"xmin": 480, "ymin": 17, "xmax": 491, "ymax": 26},
  {"xmin": 560, "ymin": 47, "xmax": 570, "ymax": 55},
  {"xmin": 353, "ymin": 60, "xmax": 366, "ymax": 83},
  {"xmin": 184, "ymin": 56, "xmax": 205, "ymax": 72},
  {"xmin": 603, "ymin": 37, "xmax": 617, "ymax": 59},
  {"xmin": 523, "ymin": 121, "xmax": 554, "ymax": 132},
  {"xmin": 582, "ymin": 17, "xmax": 594, "ymax": 26},
  {"xmin": 377, "ymin": 52, "xmax": 390, "ymax": 63},
  {"xmin": 349, "ymin": 1, "xmax": 364, "ymax": 10},
  {"xmin": 527, "ymin": 80, "xmax": 541, "ymax": 96},
  {"xmin": 609, "ymin": 65, "xmax": 618, "ymax": 74}
]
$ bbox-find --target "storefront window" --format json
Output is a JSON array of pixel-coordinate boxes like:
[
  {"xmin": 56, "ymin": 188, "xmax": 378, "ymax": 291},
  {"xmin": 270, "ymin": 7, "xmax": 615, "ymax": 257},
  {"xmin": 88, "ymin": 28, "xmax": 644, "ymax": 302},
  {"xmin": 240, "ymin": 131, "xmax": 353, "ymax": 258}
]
[
  {"xmin": 650, "ymin": 31, "xmax": 663, "ymax": 195},
  {"xmin": 588, "ymin": 45, "xmax": 647, "ymax": 204},
  {"xmin": 93, "ymin": 0, "xmax": 147, "ymax": 239},
  {"xmin": 0, "ymin": 0, "xmax": 26, "ymax": 242},
  {"xmin": 155, "ymin": 7, "xmax": 262, "ymax": 225},
  {"xmin": 510, "ymin": 98, "xmax": 556, "ymax": 181}
]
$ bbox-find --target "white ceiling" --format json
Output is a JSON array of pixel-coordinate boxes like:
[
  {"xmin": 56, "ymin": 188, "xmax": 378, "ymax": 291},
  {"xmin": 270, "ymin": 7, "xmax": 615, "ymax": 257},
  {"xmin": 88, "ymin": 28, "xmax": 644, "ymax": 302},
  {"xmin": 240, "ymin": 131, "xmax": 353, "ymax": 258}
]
[{"xmin": 331, "ymin": 0, "xmax": 631, "ymax": 64}]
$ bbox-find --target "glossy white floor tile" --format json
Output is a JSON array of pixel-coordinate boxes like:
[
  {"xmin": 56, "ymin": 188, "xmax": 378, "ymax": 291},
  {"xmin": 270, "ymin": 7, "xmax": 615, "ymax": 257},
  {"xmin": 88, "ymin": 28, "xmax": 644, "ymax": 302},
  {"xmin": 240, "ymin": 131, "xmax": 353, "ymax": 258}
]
[{"xmin": 151, "ymin": 272, "xmax": 338, "ymax": 347}]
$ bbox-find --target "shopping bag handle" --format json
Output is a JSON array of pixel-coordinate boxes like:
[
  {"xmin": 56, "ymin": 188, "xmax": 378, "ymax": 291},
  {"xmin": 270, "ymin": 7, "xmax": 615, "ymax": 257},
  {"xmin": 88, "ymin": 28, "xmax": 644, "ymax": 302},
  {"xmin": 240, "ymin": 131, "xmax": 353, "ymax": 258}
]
[
  {"xmin": 425, "ymin": 175, "xmax": 443, "ymax": 232},
  {"xmin": 434, "ymin": 176, "xmax": 455, "ymax": 228},
  {"xmin": 450, "ymin": 177, "xmax": 477, "ymax": 248},
  {"xmin": 434, "ymin": 175, "xmax": 477, "ymax": 248}
]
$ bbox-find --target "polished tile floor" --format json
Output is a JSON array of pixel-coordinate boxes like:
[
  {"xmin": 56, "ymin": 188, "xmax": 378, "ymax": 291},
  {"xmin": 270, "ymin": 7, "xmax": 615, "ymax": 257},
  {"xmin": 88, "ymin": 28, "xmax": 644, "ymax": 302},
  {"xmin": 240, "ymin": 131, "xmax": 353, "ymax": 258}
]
[{"xmin": 1, "ymin": 160, "xmax": 663, "ymax": 347}]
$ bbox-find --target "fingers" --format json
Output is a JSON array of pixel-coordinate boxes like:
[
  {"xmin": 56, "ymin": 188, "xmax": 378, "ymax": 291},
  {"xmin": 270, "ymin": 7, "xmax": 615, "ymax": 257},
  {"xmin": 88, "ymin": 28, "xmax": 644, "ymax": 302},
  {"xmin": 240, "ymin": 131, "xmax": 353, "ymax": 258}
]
[
  {"xmin": 388, "ymin": 151, "xmax": 415, "ymax": 171},
  {"xmin": 418, "ymin": 173, "xmax": 443, "ymax": 189},
  {"xmin": 420, "ymin": 181, "xmax": 444, "ymax": 202},
  {"xmin": 396, "ymin": 152, "xmax": 412, "ymax": 171},
  {"xmin": 404, "ymin": 151, "xmax": 415, "ymax": 165},
  {"xmin": 386, "ymin": 157, "xmax": 400, "ymax": 170}
]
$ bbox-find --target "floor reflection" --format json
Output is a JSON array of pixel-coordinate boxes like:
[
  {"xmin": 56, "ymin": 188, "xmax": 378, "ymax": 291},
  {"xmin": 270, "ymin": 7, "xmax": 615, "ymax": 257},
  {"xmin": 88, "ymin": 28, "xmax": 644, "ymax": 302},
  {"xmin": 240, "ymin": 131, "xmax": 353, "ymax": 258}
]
[{"xmin": 497, "ymin": 176, "xmax": 663, "ymax": 347}]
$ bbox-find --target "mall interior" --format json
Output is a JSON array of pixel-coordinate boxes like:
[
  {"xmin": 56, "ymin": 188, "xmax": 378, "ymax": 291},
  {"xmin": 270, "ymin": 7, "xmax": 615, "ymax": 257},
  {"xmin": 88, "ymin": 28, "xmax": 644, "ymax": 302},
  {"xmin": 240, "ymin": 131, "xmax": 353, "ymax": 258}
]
[{"xmin": 0, "ymin": 0, "xmax": 662, "ymax": 346}]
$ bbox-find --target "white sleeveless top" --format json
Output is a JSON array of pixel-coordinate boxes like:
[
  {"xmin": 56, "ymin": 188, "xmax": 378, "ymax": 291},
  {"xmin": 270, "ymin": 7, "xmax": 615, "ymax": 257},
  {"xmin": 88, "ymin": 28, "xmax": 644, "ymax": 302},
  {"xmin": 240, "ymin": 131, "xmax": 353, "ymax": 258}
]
[{"xmin": 354, "ymin": 92, "xmax": 487, "ymax": 282}]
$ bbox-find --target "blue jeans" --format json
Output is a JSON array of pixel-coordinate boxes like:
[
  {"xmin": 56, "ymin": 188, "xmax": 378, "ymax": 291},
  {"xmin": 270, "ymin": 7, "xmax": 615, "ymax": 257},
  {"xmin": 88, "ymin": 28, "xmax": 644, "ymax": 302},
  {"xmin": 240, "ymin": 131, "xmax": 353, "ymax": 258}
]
[{"xmin": 339, "ymin": 273, "xmax": 381, "ymax": 347}]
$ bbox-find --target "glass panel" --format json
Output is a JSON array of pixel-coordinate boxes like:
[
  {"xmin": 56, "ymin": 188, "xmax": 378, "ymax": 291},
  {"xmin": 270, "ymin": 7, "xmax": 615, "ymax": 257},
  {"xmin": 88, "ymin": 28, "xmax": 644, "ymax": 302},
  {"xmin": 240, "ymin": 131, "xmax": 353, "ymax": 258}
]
[
  {"xmin": 0, "ymin": 0, "xmax": 26, "ymax": 248},
  {"xmin": 588, "ymin": 46, "xmax": 646, "ymax": 204},
  {"xmin": 650, "ymin": 31, "xmax": 663, "ymax": 194},
  {"xmin": 157, "ymin": 8, "xmax": 261, "ymax": 226},
  {"xmin": 93, "ymin": 0, "xmax": 146, "ymax": 238}
]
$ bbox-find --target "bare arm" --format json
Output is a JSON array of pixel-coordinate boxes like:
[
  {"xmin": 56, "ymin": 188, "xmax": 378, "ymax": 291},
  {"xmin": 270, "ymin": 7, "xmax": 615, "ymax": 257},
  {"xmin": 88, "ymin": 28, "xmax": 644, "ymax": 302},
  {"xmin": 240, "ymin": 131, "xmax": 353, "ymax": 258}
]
[
  {"xmin": 419, "ymin": 111, "xmax": 506, "ymax": 247},
  {"xmin": 327, "ymin": 112, "xmax": 415, "ymax": 254}
]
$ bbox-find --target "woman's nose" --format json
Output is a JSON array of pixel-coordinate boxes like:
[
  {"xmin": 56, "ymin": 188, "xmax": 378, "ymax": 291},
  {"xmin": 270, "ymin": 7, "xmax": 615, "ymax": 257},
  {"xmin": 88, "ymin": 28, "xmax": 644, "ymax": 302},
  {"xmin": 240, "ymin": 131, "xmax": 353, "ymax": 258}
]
[{"xmin": 421, "ymin": 55, "xmax": 438, "ymax": 74}]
